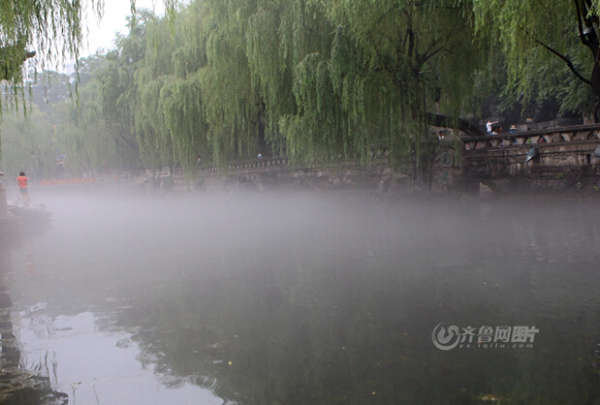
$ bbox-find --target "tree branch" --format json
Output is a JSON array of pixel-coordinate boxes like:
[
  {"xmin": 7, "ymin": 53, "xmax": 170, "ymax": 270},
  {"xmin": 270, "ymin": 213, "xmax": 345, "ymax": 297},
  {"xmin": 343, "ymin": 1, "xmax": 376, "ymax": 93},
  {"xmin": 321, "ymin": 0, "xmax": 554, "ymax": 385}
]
[
  {"xmin": 424, "ymin": 112, "xmax": 482, "ymax": 137},
  {"xmin": 575, "ymin": 0, "xmax": 587, "ymax": 41},
  {"xmin": 575, "ymin": 0, "xmax": 600, "ymax": 59},
  {"xmin": 534, "ymin": 38, "xmax": 592, "ymax": 86},
  {"xmin": 419, "ymin": 45, "xmax": 444, "ymax": 66}
]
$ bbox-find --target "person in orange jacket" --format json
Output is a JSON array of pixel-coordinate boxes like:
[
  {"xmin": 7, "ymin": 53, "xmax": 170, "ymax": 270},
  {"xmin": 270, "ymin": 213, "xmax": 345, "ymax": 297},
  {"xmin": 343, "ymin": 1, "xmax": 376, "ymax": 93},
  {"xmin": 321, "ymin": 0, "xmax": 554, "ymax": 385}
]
[{"xmin": 17, "ymin": 171, "xmax": 30, "ymax": 206}]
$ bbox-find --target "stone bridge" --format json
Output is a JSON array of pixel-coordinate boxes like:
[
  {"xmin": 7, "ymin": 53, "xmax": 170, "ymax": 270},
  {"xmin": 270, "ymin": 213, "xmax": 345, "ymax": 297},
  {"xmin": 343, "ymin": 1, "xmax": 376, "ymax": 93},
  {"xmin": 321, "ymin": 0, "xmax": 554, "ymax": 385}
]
[{"xmin": 462, "ymin": 124, "xmax": 600, "ymax": 191}]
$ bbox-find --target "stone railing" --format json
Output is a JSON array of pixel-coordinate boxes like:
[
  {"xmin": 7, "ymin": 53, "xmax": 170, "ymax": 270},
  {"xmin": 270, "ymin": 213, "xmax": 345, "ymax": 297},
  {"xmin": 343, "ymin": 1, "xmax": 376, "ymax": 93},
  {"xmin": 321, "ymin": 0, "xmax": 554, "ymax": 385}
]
[
  {"xmin": 199, "ymin": 156, "xmax": 290, "ymax": 174},
  {"xmin": 197, "ymin": 156, "xmax": 393, "ymax": 176},
  {"xmin": 462, "ymin": 124, "xmax": 600, "ymax": 152}
]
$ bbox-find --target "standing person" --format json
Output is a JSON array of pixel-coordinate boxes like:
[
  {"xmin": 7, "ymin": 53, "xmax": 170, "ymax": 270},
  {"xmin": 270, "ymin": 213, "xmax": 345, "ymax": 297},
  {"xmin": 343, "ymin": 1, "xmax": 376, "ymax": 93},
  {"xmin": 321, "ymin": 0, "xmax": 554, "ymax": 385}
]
[{"xmin": 17, "ymin": 171, "xmax": 30, "ymax": 207}]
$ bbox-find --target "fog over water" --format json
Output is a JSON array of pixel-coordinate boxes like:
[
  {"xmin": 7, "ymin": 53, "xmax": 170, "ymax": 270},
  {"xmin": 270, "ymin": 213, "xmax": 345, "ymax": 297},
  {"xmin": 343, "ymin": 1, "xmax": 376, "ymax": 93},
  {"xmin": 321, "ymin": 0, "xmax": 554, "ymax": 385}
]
[{"xmin": 3, "ymin": 187, "xmax": 600, "ymax": 404}]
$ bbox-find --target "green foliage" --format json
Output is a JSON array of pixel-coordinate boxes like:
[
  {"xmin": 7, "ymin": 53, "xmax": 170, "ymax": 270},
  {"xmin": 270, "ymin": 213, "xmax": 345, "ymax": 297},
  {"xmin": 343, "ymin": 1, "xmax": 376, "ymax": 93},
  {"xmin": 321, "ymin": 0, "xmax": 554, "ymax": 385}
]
[
  {"xmin": 1, "ymin": 64, "xmax": 140, "ymax": 178},
  {"xmin": 279, "ymin": 0, "xmax": 482, "ymax": 173},
  {"xmin": 93, "ymin": 0, "xmax": 487, "ymax": 177},
  {"xmin": 0, "ymin": 107, "xmax": 57, "ymax": 178},
  {"xmin": 161, "ymin": 73, "xmax": 208, "ymax": 172},
  {"xmin": 2, "ymin": 0, "xmax": 486, "ymax": 181},
  {"xmin": 473, "ymin": 0, "xmax": 600, "ymax": 114},
  {"xmin": 5, "ymin": 0, "xmax": 598, "ymax": 182},
  {"xmin": 0, "ymin": 0, "xmax": 96, "ymax": 163}
]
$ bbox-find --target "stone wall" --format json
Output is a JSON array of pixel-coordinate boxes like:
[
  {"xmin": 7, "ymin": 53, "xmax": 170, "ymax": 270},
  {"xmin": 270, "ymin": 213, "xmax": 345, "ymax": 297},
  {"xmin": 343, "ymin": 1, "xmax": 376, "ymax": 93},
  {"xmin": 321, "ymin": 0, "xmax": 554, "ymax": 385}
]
[
  {"xmin": 195, "ymin": 161, "xmax": 405, "ymax": 192},
  {"xmin": 463, "ymin": 125, "xmax": 600, "ymax": 192},
  {"xmin": 188, "ymin": 150, "xmax": 461, "ymax": 193}
]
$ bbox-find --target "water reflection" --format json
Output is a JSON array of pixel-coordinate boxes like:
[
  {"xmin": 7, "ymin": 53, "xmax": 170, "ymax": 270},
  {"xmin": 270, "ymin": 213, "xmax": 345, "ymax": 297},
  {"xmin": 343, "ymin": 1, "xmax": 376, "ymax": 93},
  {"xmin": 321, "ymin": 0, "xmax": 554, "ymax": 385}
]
[
  {"xmin": 6, "ymin": 191, "xmax": 600, "ymax": 404},
  {"xmin": 0, "ymin": 246, "xmax": 68, "ymax": 404},
  {"xmin": 16, "ymin": 311, "xmax": 221, "ymax": 405}
]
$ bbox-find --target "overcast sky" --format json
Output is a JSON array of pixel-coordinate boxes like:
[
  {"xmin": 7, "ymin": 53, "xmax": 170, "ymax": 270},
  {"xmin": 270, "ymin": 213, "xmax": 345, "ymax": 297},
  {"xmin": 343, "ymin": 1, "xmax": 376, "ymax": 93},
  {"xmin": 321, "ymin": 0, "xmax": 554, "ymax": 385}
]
[{"xmin": 81, "ymin": 0, "xmax": 165, "ymax": 56}]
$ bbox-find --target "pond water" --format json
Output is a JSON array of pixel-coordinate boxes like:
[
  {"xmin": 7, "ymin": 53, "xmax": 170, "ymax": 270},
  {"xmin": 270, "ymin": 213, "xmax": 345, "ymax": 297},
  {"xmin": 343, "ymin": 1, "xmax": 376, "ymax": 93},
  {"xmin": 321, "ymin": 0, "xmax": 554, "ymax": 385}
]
[{"xmin": 3, "ymin": 188, "xmax": 600, "ymax": 404}]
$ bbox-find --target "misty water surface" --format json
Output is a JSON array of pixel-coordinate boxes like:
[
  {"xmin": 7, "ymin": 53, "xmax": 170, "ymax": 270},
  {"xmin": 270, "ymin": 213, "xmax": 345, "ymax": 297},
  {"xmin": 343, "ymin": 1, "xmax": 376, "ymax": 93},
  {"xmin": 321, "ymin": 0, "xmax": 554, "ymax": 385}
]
[{"xmin": 3, "ymin": 187, "xmax": 600, "ymax": 404}]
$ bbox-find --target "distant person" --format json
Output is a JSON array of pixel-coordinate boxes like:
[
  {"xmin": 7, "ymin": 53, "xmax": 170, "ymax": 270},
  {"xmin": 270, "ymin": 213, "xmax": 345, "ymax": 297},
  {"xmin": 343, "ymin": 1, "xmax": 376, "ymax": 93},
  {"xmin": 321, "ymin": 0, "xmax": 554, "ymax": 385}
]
[
  {"xmin": 17, "ymin": 171, "xmax": 30, "ymax": 206},
  {"xmin": 486, "ymin": 120, "xmax": 500, "ymax": 135}
]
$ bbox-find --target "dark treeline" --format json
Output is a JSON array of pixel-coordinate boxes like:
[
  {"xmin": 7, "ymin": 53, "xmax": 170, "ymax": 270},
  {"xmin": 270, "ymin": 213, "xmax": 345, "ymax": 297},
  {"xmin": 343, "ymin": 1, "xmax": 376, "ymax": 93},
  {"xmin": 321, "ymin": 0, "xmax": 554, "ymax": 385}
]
[{"xmin": 1, "ymin": 0, "xmax": 598, "ymax": 182}]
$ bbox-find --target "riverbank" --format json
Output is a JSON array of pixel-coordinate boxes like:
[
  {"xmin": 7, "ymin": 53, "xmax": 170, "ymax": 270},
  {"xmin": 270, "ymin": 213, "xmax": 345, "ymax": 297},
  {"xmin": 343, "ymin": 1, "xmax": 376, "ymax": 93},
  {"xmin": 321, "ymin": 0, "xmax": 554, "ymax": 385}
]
[
  {"xmin": 0, "ymin": 278, "xmax": 67, "ymax": 404},
  {"xmin": 0, "ymin": 206, "xmax": 57, "ymax": 404}
]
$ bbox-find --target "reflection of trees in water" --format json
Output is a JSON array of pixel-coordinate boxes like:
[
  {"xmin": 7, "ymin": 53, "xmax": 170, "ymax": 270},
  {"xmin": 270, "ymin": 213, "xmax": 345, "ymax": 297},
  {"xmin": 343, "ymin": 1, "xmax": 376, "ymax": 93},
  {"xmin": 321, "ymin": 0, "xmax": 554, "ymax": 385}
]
[
  {"xmin": 108, "ymin": 202, "xmax": 600, "ymax": 405},
  {"xmin": 0, "ymin": 248, "xmax": 67, "ymax": 404}
]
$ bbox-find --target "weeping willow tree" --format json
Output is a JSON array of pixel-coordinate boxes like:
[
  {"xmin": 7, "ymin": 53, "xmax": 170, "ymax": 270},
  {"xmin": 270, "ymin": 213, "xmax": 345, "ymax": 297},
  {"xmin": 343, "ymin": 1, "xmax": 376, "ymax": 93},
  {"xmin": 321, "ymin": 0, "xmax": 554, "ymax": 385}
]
[
  {"xmin": 95, "ymin": 13, "xmax": 156, "ymax": 172},
  {"xmin": 196, "ymin": 0, "xmax": 265, "ymax": 164},
  {"xmin": 65, "ymin": 54, "xmax": 143, "ymax": 174},
  {"xmin": 83, "ymin": 0, "xmax": 489, "ymax": 184},
  {"xmin": 132, "ymin": 12, "xmax": 174, "ymax": 171},
  {"xmin": 160, "ymin": 74, "xmax": 208, "ymax": 174},
  {"xmin": 0, "ymin": 1, "xmax": 173, "ymax": 155},
  {"xmin": 273, "ymin": 0, "xmax": 484, "ymax": 183},
  {"xmin": 0, "ymin": 0, "xmax": 88, "ymax": 165},
  {"xmin": 0, "ymin": 107, "xmax": 58, "ymax": 177},
  {"xmin": 0, "ymin": 0, "xmax": 90, "ymax": 83},
  {"xmin": 126, "ymin": 6, "xmax": 210, "ymax": 174},
  {"xmin": 0, "ymin": 65, "xmax": 138, "ymax": 178},
  {"xmin": 474, "ymin": 0, "xmax": 600, "ymax": 118},
  {"xmin": 1, "ymin": 0, "xmax": 490, "ymax": 184},
  {"xmin": 6, "ymin": 0, "xmax": 596, "ymax": 187},
  {"xmin": 134, "ymin": 0, "xmax": 272, "ymax": 167},
  {"xmin": 245, "ymin": 0, "xmax": 332, "ymax": 157}
]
